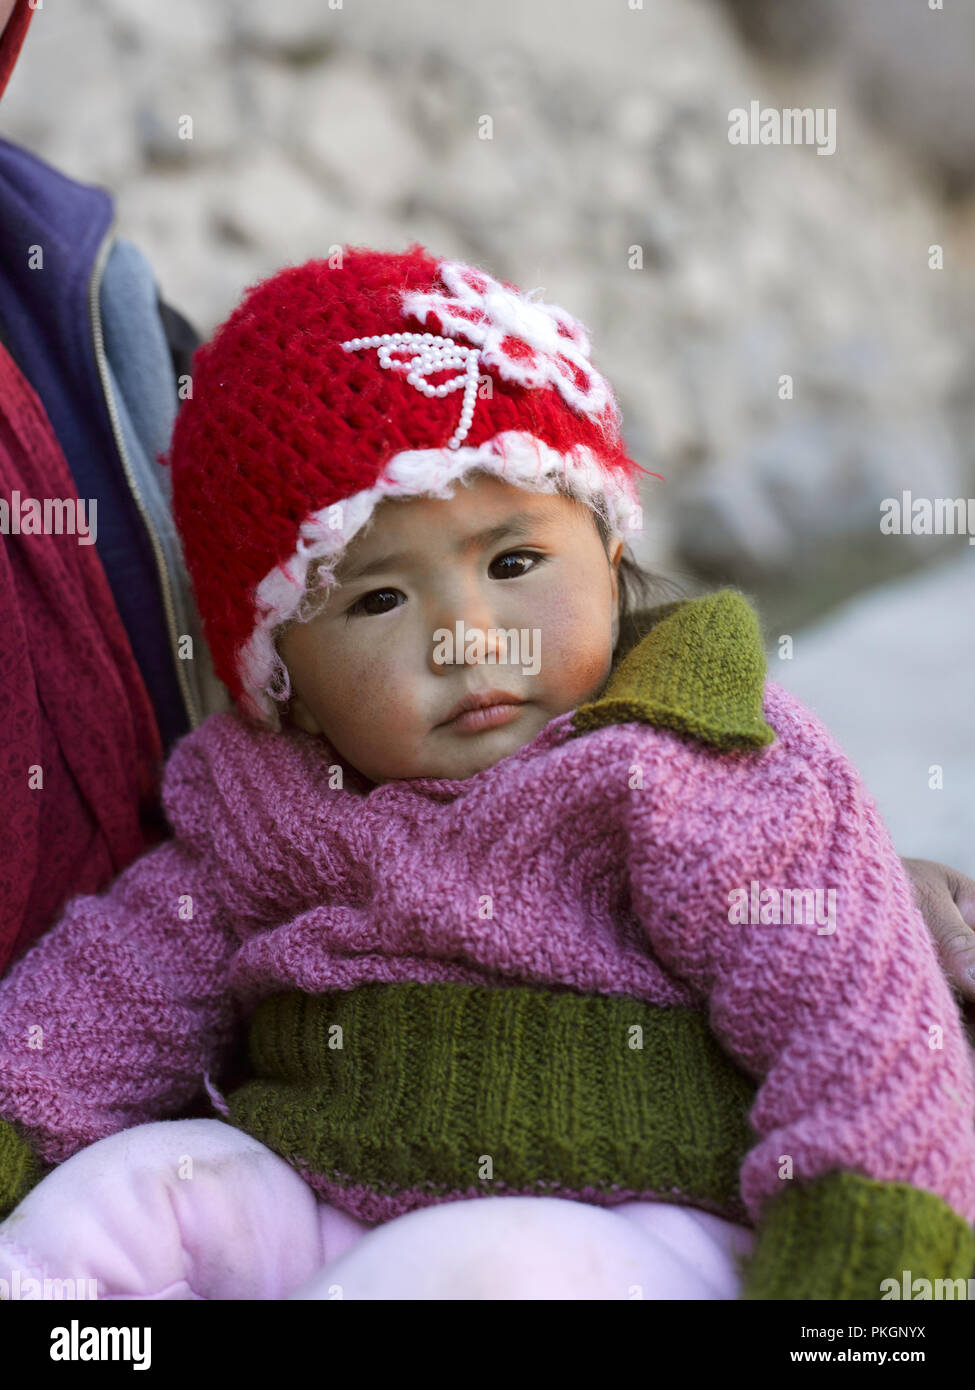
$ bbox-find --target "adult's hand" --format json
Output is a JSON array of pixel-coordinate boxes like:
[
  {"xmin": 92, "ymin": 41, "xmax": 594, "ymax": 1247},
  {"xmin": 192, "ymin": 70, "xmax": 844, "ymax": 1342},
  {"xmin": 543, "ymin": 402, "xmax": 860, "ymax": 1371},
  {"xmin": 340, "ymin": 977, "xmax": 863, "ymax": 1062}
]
[{"xmin": 902, "ymin": 857, "xmax": 975, "ymax": 1004}]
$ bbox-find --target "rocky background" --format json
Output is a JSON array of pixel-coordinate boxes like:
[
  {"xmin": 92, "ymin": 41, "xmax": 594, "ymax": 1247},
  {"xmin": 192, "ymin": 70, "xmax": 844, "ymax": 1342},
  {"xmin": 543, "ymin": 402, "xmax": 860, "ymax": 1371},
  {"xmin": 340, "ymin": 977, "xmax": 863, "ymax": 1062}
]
[{"xmin": 3, "ymin": 0, "xmax": 973, "ymax": 865}]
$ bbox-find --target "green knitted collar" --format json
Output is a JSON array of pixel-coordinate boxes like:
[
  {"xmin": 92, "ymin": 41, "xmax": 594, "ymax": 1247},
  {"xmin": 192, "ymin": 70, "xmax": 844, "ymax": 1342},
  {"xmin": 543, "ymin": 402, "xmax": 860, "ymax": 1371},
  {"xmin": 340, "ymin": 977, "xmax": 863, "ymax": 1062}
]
[{"xmin": 570, "ymin": 588, "xmax": 776, "ymax": 751}]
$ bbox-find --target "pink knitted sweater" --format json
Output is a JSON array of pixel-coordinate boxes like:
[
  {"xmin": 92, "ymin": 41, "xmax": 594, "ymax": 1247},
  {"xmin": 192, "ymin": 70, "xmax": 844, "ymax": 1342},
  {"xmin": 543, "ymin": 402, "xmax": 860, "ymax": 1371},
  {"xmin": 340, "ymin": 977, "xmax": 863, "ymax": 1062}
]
[{"xmin": 1, "ymin": 590, "xmax": 973, "ymax": 1299}]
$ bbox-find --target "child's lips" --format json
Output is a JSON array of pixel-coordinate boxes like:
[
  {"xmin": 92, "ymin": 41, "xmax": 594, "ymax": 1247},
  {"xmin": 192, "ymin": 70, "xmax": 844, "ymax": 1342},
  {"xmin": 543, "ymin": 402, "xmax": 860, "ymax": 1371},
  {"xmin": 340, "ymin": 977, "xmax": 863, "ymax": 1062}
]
[
  {"xmin": 437, "ymin": 690, "xmax": 526, "ymax": 733},
  {"xmin": 442, "ymin": 702, "xmax": 527, "ymax": 734}
]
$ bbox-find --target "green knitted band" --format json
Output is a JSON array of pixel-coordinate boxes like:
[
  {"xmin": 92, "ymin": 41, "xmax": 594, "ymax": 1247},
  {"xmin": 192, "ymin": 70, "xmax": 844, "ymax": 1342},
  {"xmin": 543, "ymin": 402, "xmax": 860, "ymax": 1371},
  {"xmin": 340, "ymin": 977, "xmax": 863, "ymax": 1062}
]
[
  {"xmin": 572, "ymin": 589, "xmax": 776, "ymax": 751},
  {"xmin": 738, "ymin": 1169, "xmax": 975, "ymax": 1300},
  {"xmin": 227, "ymin": 981, "xmax": 758, "ymax": 1212},
  {"xmin": 0, "ymin": 1117, "xmax": 46, "ymax": 1221}
]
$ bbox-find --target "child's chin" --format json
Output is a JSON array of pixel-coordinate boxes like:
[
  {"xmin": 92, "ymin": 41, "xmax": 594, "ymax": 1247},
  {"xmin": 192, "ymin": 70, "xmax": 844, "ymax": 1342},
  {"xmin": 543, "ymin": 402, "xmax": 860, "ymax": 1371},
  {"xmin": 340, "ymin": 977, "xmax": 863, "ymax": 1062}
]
[{"xmin": 432, "ymin": 722, "xmax": 547, "ymax": 780}]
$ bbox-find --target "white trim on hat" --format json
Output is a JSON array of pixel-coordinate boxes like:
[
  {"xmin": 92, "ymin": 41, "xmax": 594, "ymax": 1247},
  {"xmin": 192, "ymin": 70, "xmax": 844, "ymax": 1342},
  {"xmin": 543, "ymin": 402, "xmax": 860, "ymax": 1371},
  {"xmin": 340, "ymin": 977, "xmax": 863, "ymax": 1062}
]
[{"xmin": 237, "ymin": 430, "xmax": 642, "ymax": 727}]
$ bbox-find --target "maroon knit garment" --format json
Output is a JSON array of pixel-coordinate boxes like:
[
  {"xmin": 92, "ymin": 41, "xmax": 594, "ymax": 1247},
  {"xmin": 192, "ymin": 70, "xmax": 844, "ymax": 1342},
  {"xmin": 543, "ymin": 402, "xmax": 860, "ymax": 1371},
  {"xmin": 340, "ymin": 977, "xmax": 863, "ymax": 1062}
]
[{"xmin": 0, "ymin": 342, "xmax": 163, "ymax": 972}]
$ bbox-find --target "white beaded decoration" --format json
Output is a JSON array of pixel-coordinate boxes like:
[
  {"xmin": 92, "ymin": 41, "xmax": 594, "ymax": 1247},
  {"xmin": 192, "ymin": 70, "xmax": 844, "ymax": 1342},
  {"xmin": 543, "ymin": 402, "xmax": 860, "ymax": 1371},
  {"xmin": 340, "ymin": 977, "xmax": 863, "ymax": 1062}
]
[{"xmin": 341, "ymin": 332, "xmax": 481, "ymax": 450}]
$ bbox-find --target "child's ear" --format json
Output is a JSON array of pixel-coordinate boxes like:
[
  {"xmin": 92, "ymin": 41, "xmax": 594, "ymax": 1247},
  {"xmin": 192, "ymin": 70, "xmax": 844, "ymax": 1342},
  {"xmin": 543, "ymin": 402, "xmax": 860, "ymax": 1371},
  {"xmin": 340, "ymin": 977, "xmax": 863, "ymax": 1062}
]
[{"xmin": 276, "ymin": 625, "xmax": 323, "ymax": 734}]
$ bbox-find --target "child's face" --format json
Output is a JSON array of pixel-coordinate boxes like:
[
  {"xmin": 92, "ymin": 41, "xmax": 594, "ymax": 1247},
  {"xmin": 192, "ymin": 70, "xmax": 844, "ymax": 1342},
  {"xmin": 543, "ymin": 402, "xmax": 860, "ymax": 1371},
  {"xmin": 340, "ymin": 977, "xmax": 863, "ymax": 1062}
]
[{"xmin": 277, "ymin": 472, "xmax": 623, "ymax": 783}]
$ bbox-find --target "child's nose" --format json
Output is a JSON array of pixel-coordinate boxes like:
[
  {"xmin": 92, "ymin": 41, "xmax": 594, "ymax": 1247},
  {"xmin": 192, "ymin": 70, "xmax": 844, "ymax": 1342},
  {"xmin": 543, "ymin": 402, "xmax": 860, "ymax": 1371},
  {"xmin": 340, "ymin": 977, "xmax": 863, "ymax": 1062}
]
[{"xmin": 425, "ymin": 588, "xmax": 507, "ymax": 669}]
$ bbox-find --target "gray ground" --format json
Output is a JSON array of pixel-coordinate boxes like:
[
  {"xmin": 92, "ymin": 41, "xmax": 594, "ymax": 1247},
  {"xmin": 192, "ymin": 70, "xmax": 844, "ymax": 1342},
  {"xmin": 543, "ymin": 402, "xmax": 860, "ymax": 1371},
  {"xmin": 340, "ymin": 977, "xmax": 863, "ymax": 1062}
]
[{"xmin": 769, "ymin": 549, "xmax": 975, "ymax": 874}]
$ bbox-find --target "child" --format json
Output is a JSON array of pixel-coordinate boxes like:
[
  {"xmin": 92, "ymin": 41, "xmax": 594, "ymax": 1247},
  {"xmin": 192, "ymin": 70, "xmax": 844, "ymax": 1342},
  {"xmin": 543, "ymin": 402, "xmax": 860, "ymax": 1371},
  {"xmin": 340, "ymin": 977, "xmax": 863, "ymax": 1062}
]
[{"xmin": 1, "ymin": 244, "xmax": 974, "ymax": 1302}]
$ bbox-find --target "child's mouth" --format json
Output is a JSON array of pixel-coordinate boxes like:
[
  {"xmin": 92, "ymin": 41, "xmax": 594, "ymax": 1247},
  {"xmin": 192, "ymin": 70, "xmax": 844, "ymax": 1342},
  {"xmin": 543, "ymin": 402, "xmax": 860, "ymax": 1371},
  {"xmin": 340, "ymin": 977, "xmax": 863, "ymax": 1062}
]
[
  {"xmin": 443, "ymin": 702, "xmax": 526, "ymax": 734},
  {"xmin": 438, "ymin": 690, "xmax": 527, "ymax": 733}
]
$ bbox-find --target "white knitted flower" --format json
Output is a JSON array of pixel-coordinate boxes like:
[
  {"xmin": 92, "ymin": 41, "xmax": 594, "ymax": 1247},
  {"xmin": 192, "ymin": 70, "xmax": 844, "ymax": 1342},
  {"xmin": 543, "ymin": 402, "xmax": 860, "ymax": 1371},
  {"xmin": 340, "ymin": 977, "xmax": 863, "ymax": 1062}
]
[{"xmin": 400, "ymin": 259, "xmax": 613, "ymax": 422}]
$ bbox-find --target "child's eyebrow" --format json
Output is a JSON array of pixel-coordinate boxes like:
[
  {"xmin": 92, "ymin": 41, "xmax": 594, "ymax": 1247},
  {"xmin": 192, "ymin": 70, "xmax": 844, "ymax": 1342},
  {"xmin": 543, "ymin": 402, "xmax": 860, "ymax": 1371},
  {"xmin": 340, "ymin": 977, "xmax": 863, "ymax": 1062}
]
[{"xmin": 336, "ymin": 510, "xmax": 553, "ymax": 584}]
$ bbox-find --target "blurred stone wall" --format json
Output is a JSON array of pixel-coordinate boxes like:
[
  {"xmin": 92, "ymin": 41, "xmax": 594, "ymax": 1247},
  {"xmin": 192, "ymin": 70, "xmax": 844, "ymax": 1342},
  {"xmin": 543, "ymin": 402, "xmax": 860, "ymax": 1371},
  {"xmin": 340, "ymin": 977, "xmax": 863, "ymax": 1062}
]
[
  {"xmin": 724, "ymin": 0, "xmax": 975, "ymax": 197},
  {"xmin": 3, "ymin": 0, "xmax": 973, "ymax": 611}
]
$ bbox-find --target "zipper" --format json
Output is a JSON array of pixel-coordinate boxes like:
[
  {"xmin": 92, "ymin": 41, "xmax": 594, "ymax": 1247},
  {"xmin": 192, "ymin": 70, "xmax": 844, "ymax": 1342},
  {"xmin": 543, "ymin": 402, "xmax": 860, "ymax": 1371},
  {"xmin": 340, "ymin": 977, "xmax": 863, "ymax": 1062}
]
[{"xmin": 88, "ymin": 222, "xmax": 201, "ymax": 730}]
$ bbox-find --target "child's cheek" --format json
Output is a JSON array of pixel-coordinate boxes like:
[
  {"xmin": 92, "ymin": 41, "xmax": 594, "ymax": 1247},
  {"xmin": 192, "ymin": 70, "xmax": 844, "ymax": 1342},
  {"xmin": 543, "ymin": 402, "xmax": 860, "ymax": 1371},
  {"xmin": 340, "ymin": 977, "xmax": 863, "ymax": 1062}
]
[
  {"xmin": 558, "ymin": 641, "xmax": 614, "ymax": 703},
  {"xmin": 340, "ymin": 644, "xmax": 411, "ymax": 728},
  {"xmin": 538, "ymin": 607, "xmax": 613, "ymax": 701}
]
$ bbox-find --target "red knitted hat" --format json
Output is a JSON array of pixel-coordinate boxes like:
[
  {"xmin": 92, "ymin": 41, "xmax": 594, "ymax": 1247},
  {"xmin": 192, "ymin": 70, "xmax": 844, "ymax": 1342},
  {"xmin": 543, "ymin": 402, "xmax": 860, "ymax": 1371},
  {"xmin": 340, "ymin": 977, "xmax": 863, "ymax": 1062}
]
[{"xmin": 168, "ymin": 243, "xmax": 655, "ymax": 725}]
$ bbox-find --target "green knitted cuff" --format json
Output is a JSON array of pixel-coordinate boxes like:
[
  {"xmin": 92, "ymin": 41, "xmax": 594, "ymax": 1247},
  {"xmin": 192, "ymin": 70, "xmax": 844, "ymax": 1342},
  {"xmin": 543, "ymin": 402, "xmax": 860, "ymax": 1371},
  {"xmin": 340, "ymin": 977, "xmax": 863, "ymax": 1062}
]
[
  {"xmin": 0, "ymin": 1117, "xmax": 46, "ymax": 1221},
  {"xmin": 738, "ymin": 1170, "xmax": 975, "ymax": 1300}
]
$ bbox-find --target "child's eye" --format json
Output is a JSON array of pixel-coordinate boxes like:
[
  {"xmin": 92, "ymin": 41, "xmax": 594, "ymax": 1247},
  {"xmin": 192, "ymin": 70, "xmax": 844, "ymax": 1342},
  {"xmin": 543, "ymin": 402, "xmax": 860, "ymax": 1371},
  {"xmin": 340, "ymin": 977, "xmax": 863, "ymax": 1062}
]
[
  {"xmin": 488, "ymin": 550, "xmax": 547, "ymax": 579},
  {"xmin": 345, "ymin": 588, "xmax": 404, "ymax": 618}
]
